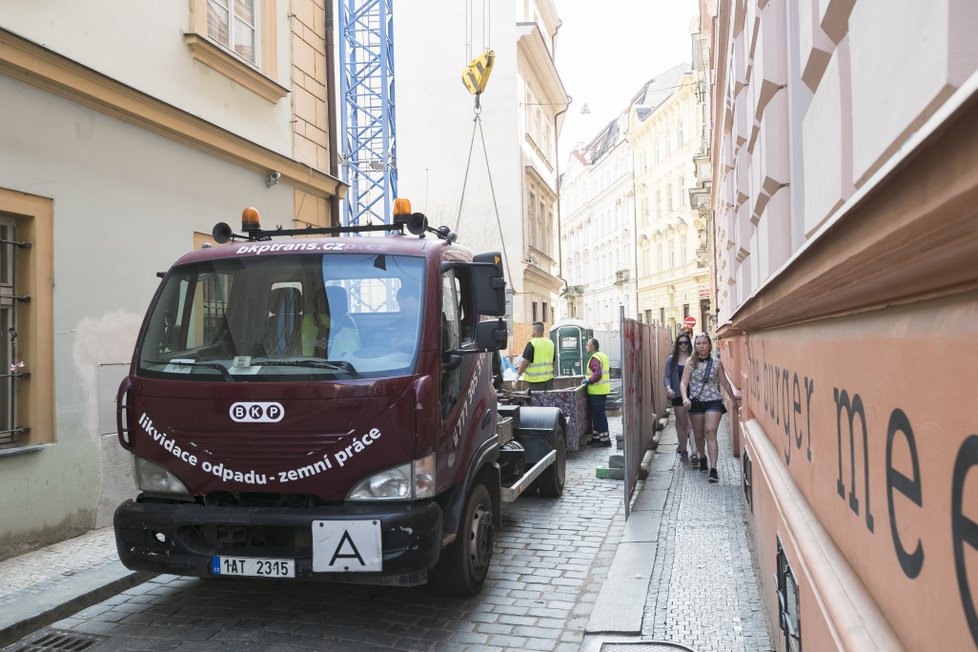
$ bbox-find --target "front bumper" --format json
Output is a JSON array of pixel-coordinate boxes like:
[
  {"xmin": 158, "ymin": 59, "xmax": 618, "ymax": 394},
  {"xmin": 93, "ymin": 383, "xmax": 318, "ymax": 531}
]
[{"xmin": 113, "ymin": 498, "xmax": 443, "ymax": 586}]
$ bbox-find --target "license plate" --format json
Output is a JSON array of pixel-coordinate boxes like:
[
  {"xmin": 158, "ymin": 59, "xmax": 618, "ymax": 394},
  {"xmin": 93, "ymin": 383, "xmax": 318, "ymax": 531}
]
[
  {"xmin": 210, "ymin": 556, "xmax": 295, "ymax": 578},
  {"xmin": 311, "ymin": 519, "xmax": 382, "ymax": 572}
]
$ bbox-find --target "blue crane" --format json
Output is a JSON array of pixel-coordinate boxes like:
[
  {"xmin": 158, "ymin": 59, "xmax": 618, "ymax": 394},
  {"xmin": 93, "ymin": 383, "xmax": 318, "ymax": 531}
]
[{"xmin": 338, "ymin": 0, "xmax": 397, "ymax": 227}]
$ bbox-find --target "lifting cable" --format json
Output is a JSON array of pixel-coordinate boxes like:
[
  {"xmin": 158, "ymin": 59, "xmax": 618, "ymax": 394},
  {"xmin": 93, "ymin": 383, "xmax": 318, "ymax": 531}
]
[
  {"xmin": 454, "ymin": 99, "xmax": 513, "ymax": 286},
  {"xmin": 458, "ymin": 3, "xmax": 510, "ymax": 282}
]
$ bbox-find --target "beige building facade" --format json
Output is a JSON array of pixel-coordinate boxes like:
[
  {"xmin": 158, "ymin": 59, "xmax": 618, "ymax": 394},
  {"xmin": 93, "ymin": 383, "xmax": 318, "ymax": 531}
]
[
  {"xmin": 0, "ymin": 0, "xmax": 343, "ymax": 557},
  {"xmin": 630, "ymin": 64, "xmax": 712, "ymax": 333},
  {"xmin": 704, "ymin": 0, "xmax": 978, "ymax": 649},
  {"xmin": 559, "ymin": 113, "xmax": 637, "ymax": 330}
]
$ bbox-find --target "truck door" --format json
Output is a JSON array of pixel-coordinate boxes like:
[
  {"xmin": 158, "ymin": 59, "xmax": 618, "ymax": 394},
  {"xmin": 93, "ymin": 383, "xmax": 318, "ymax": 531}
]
[{"xmin": 439, "ymin": 269, "xmax": 482, "ymax": 455}]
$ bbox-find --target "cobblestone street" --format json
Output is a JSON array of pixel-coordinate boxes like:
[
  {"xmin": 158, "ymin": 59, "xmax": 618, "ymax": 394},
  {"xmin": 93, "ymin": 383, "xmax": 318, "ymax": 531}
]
[
  {"xmin": 6, "ymin": 433, "xmax": 628, "ymax": 652},
  {"xmin": 3, "ymin": 414, "xmax": 777, "ymax": 652}
]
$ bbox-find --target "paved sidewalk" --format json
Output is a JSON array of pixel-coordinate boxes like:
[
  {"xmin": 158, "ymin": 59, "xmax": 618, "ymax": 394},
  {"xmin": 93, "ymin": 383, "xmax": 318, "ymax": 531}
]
[
  {"xmin": 581, "ymin": 412, "xmax": 774, "ymax": 652},
  {"xmin": 0, "ymin": 526, "xmax": 150, "ymax": 647}
]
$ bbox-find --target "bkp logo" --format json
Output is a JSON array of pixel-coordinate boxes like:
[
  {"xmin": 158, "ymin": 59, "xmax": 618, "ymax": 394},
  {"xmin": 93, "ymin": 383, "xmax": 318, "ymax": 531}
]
[{"xmin": 229, "ymin": 402, "xmax": 284, "ymax": 423}]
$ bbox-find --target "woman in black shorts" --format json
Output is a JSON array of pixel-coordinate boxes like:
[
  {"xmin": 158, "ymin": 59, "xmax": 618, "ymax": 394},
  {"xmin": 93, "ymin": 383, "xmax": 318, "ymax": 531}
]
[
  {"xmin": 663, "ymin": 335, "xmax": 698, "ymax": 465},
  {"xmin": 680, "ymin": 333, "xmax": 735, "ymax": 483}
]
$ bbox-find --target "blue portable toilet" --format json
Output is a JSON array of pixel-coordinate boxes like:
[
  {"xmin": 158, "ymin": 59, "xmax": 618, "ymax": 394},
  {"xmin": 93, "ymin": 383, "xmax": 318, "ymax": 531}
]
[{"xmin": 550, "ymin": 319, "xmax": 594, "ymax": 377}]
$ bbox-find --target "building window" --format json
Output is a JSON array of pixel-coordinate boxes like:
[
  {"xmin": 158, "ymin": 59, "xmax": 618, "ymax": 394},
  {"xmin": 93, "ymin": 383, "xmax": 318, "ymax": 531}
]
[
  {"xmin": 659, "ymin": 307, "xmax": 665, "ymax": 325},
  {"xmin": 532, "ymin": 301, "xmax": 538, "ymax": 323},
  {"xmin": 207, "ymin": 0, "xmax": 258, "ymax": 64},
  {"xmin": 527, "ymin": 190, "xmax": 537, "ymax": 250},
  {"xmin": 0, "ymin": 191, "xmax": 54, "ymax": 449},
  {"xmin": 0, "ymin": 217, "xmax": 17, "ymax": 444},
  {"xmin": 776, "ymin": 537, "xmax": 802, "ymax": 652},
  {"xmin": 542, "ymin": 302, "xmax": 548, "ymax": 324},
  {"xmin": 185, "ymin": 0, "xmax": 286, "ymax": 102},
  {"xmin": 538, "ymin": 197, "xmax": 546, "ymax": 255},
  {"xmin": 743, "ymin": 449, "xmax": 753, "ymax": 509}
]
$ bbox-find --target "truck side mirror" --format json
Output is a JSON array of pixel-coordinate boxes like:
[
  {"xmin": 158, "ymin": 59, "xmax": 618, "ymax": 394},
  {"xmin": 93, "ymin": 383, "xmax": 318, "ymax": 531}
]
[
  {"xmin": 471, "ymin": 252, "xmax": 506, "ymax": 316},
  {"xmin": 474, "ymin": 318, "xmax": 507, "ymax": 351}
]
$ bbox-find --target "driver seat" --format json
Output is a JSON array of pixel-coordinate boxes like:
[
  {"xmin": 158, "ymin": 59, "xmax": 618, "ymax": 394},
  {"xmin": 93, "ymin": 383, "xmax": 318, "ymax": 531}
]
[{"xmin": 262, "ymin": 287, "xmax": 303, "ymax": 357}]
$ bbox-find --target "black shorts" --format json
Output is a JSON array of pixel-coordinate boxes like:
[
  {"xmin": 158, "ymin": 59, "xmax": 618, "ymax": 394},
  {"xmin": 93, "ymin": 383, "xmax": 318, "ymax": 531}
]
[
  {"xmin": 688, "ymin": 399, "xmax": 726, "ymax": 415},
  {"xmin": 670, "ymin": 397, "xmax": 684, "ymax": 407}
]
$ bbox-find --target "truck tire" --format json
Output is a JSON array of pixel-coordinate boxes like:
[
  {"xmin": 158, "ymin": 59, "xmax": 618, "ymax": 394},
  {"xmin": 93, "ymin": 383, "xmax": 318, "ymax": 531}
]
[
  {"xmin": 434, "ymin": 482, "xmax": 494, "ymax": 595},
  {"xmin": 535, "ymin": 420, "xmax": 566, "ymax": 498}
]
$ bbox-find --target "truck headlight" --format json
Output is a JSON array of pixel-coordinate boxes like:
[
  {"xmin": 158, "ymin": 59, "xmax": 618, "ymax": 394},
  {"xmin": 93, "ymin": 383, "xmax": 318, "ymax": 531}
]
[
  {"xmin": 133, "ymin": 457, "xmax": 191, "ymax": 496},
  {"xmin": 347, "ymin": 453, "xmax": 435, "ymax": 501}
]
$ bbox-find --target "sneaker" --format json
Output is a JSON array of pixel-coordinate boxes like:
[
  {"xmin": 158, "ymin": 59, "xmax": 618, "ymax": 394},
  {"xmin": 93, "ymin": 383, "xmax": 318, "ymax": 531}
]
[
  {"xmin": 708, "ymin": 468, "xmax": 719, "ymax": 483},
  {"xmin": 679, "ymin": 450, "xmax": 689, "ymax": 463},
  {"xmin": 690, "ymin": 453, "xmax": 699, "ymax": 467},
  {"xmin": 699, "ymin": 457, "xmax": 708, "ymax": 472}
]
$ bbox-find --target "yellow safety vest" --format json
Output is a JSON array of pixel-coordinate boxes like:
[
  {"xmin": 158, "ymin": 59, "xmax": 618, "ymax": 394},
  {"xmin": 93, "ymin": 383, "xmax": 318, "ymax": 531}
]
[
  {"xmin": 301, "ymin": 314, "xmax": 359, "ymax": 357},
  {"xmin": 524, "ymin": 337, "xmax": 555, "ymax": 383},
  {"xmin": 586, "ymin": 351, "xmax": 610, "ymax": 395}
]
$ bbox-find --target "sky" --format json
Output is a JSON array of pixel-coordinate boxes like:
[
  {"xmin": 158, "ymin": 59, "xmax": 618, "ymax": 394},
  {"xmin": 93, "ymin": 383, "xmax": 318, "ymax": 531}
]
[{"xmin": 553, "ymin": 0, "xmax": 700, "ymax": 164}]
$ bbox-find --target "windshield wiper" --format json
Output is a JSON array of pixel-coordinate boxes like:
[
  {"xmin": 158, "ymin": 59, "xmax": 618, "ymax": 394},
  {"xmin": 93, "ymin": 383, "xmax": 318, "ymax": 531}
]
[
  {"xmin": 145, "ymin": 360, "xmax": 235, "ymax": 382},
  {"xmin": 258, "ymin": 359, "xmax": 360, "ymax": 378}
]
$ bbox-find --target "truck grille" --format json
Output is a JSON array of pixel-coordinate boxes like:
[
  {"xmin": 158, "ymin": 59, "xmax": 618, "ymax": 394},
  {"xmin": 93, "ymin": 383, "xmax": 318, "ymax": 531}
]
[
  {"xmin": 187, "ymin": 432, "xmax": 348, "ymax": 467},
  {"xmin": 203, "ymin": 491, "xmax": 336, "ymax": 508}
]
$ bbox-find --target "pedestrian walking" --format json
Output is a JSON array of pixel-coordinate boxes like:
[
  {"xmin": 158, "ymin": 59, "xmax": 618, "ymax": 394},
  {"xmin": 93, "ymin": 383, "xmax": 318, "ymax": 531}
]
[
  {"xmin": 664, "ymin": 334, "xmax": 699, "ymax": 465},
  {"xmin": 681, "ymin": 333, "xmax": 735, "ymax": 483},
  {"xmin": 582, "ymin": 338, "xmax": 611, "ymax": 447},
  {"xmin": 516, "ymin": 321, "xmax": 555, "ymax": 391}
]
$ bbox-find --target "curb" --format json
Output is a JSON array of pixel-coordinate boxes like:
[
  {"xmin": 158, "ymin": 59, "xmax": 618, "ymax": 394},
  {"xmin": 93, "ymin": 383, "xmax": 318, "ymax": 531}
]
[
  {"xmin": 0, "ymin": 564, "xmax": 154, "ymax": 647},
  {"xmin": 586, "ymin": 447, "xmax": 673, "ymax": 635}
]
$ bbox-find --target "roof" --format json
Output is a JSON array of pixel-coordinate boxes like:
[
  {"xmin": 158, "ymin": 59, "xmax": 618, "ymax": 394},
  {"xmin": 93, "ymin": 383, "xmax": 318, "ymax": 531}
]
[
  {"xmin": 630, "ymin": 63, "xmax": 692, "ymax": 122},
  {"xmin": 571, "ymin": 62, "xmax": 692, "ymax": 167}
]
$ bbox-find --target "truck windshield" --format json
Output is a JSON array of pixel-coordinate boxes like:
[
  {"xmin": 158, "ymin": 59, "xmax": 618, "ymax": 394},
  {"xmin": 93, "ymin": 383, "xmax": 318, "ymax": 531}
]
[{"xmin": 136, "ymin": 252, "xmax": 425, "ymax": 381}]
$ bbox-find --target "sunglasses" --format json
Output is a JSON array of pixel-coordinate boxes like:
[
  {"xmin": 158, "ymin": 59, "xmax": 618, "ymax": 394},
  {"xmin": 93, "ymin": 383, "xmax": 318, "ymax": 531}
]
[{"xmin": 677, "ymin": 340, "xmax": 690, "ymax": 345}]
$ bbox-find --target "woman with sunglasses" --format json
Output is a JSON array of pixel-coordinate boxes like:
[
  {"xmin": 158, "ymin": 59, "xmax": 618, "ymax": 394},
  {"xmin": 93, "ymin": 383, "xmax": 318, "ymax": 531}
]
[
  {"xmin": 663, "ymin": 334, "xmax": 698, "ymax": 465},
  {"xmin": 681, "ymin": 333, "xmax": 735, "ymax": 483}
]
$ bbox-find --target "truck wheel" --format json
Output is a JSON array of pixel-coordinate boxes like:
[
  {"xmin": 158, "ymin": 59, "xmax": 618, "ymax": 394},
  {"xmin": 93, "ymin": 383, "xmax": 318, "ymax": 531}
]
[
  {"xmin": 536, "ymin": 422, "xmax": 566, "ymax": 498},
  {"xmin": 434, "ymin": 483, "xmax": 494, "ymax": 595}
]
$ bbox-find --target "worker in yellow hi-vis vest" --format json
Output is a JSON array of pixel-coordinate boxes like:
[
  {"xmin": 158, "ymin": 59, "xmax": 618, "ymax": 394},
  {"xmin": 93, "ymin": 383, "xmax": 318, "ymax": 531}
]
[
  {"xmin": 583, "ymin": 338, "xmax": 611, "ymax": 447},
  {"xmin": 516, "ymin": 321, "xmax": 555, "ymax": 391}
]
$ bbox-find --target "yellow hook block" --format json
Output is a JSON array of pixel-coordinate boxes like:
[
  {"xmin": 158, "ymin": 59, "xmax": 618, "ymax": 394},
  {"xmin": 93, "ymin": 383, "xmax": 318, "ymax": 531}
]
[{"xmin": 462, "ymin": 50, "xmax": 495, "ymax": 95}]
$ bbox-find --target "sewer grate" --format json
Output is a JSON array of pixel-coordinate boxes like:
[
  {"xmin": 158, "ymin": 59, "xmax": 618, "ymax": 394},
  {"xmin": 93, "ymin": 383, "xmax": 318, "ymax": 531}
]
[
  {"xmin": 600, "ymin": 645, "xmax": 694, "ymax": 651},
  {"xmin": 580, "ymin": 638, "xmax": 697, "ymax": 652},
  {"xmin": 601, "ymin": 641, "xmax": 693, "ymax": 652},
  {"xmin": 6, "ymin": 630, "xmax": 106, "ymax": 652}
]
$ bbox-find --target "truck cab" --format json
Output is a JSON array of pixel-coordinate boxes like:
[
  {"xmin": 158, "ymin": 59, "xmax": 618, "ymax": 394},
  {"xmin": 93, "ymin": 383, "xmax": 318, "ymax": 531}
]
[{"xmin": 113, "ymin": 207, "xmax": 552, "ymax": 595}]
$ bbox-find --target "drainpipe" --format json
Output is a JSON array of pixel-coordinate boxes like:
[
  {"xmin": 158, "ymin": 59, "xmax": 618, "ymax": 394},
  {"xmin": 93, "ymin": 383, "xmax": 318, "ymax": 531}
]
[
  {"xmin": 551, "ymin": 18, "xmax": 571, "ymax": 314},
  {"xmin": 555, "ymin": 98, "xmax": 570, "ymax": 294},
  {"xmin": 623, "ymin": 130, "xmax": 640, "ymax": 322},
  {"xmin": 325, "ymin": 1, "xmax": 341, "ymax": 226}
]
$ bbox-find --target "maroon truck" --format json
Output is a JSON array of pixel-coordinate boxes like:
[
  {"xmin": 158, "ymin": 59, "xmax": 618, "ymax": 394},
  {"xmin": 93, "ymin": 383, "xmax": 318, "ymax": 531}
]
[{"xmin": 113, "ymin": 205, "xmax": 566, "ymax": 595}]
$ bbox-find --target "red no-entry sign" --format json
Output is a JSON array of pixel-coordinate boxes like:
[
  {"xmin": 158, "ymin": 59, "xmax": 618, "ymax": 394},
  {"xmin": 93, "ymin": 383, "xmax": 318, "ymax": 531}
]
[{"xmin": 684, "ymin": 316, "xmax": 696, "ymax": 328}]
